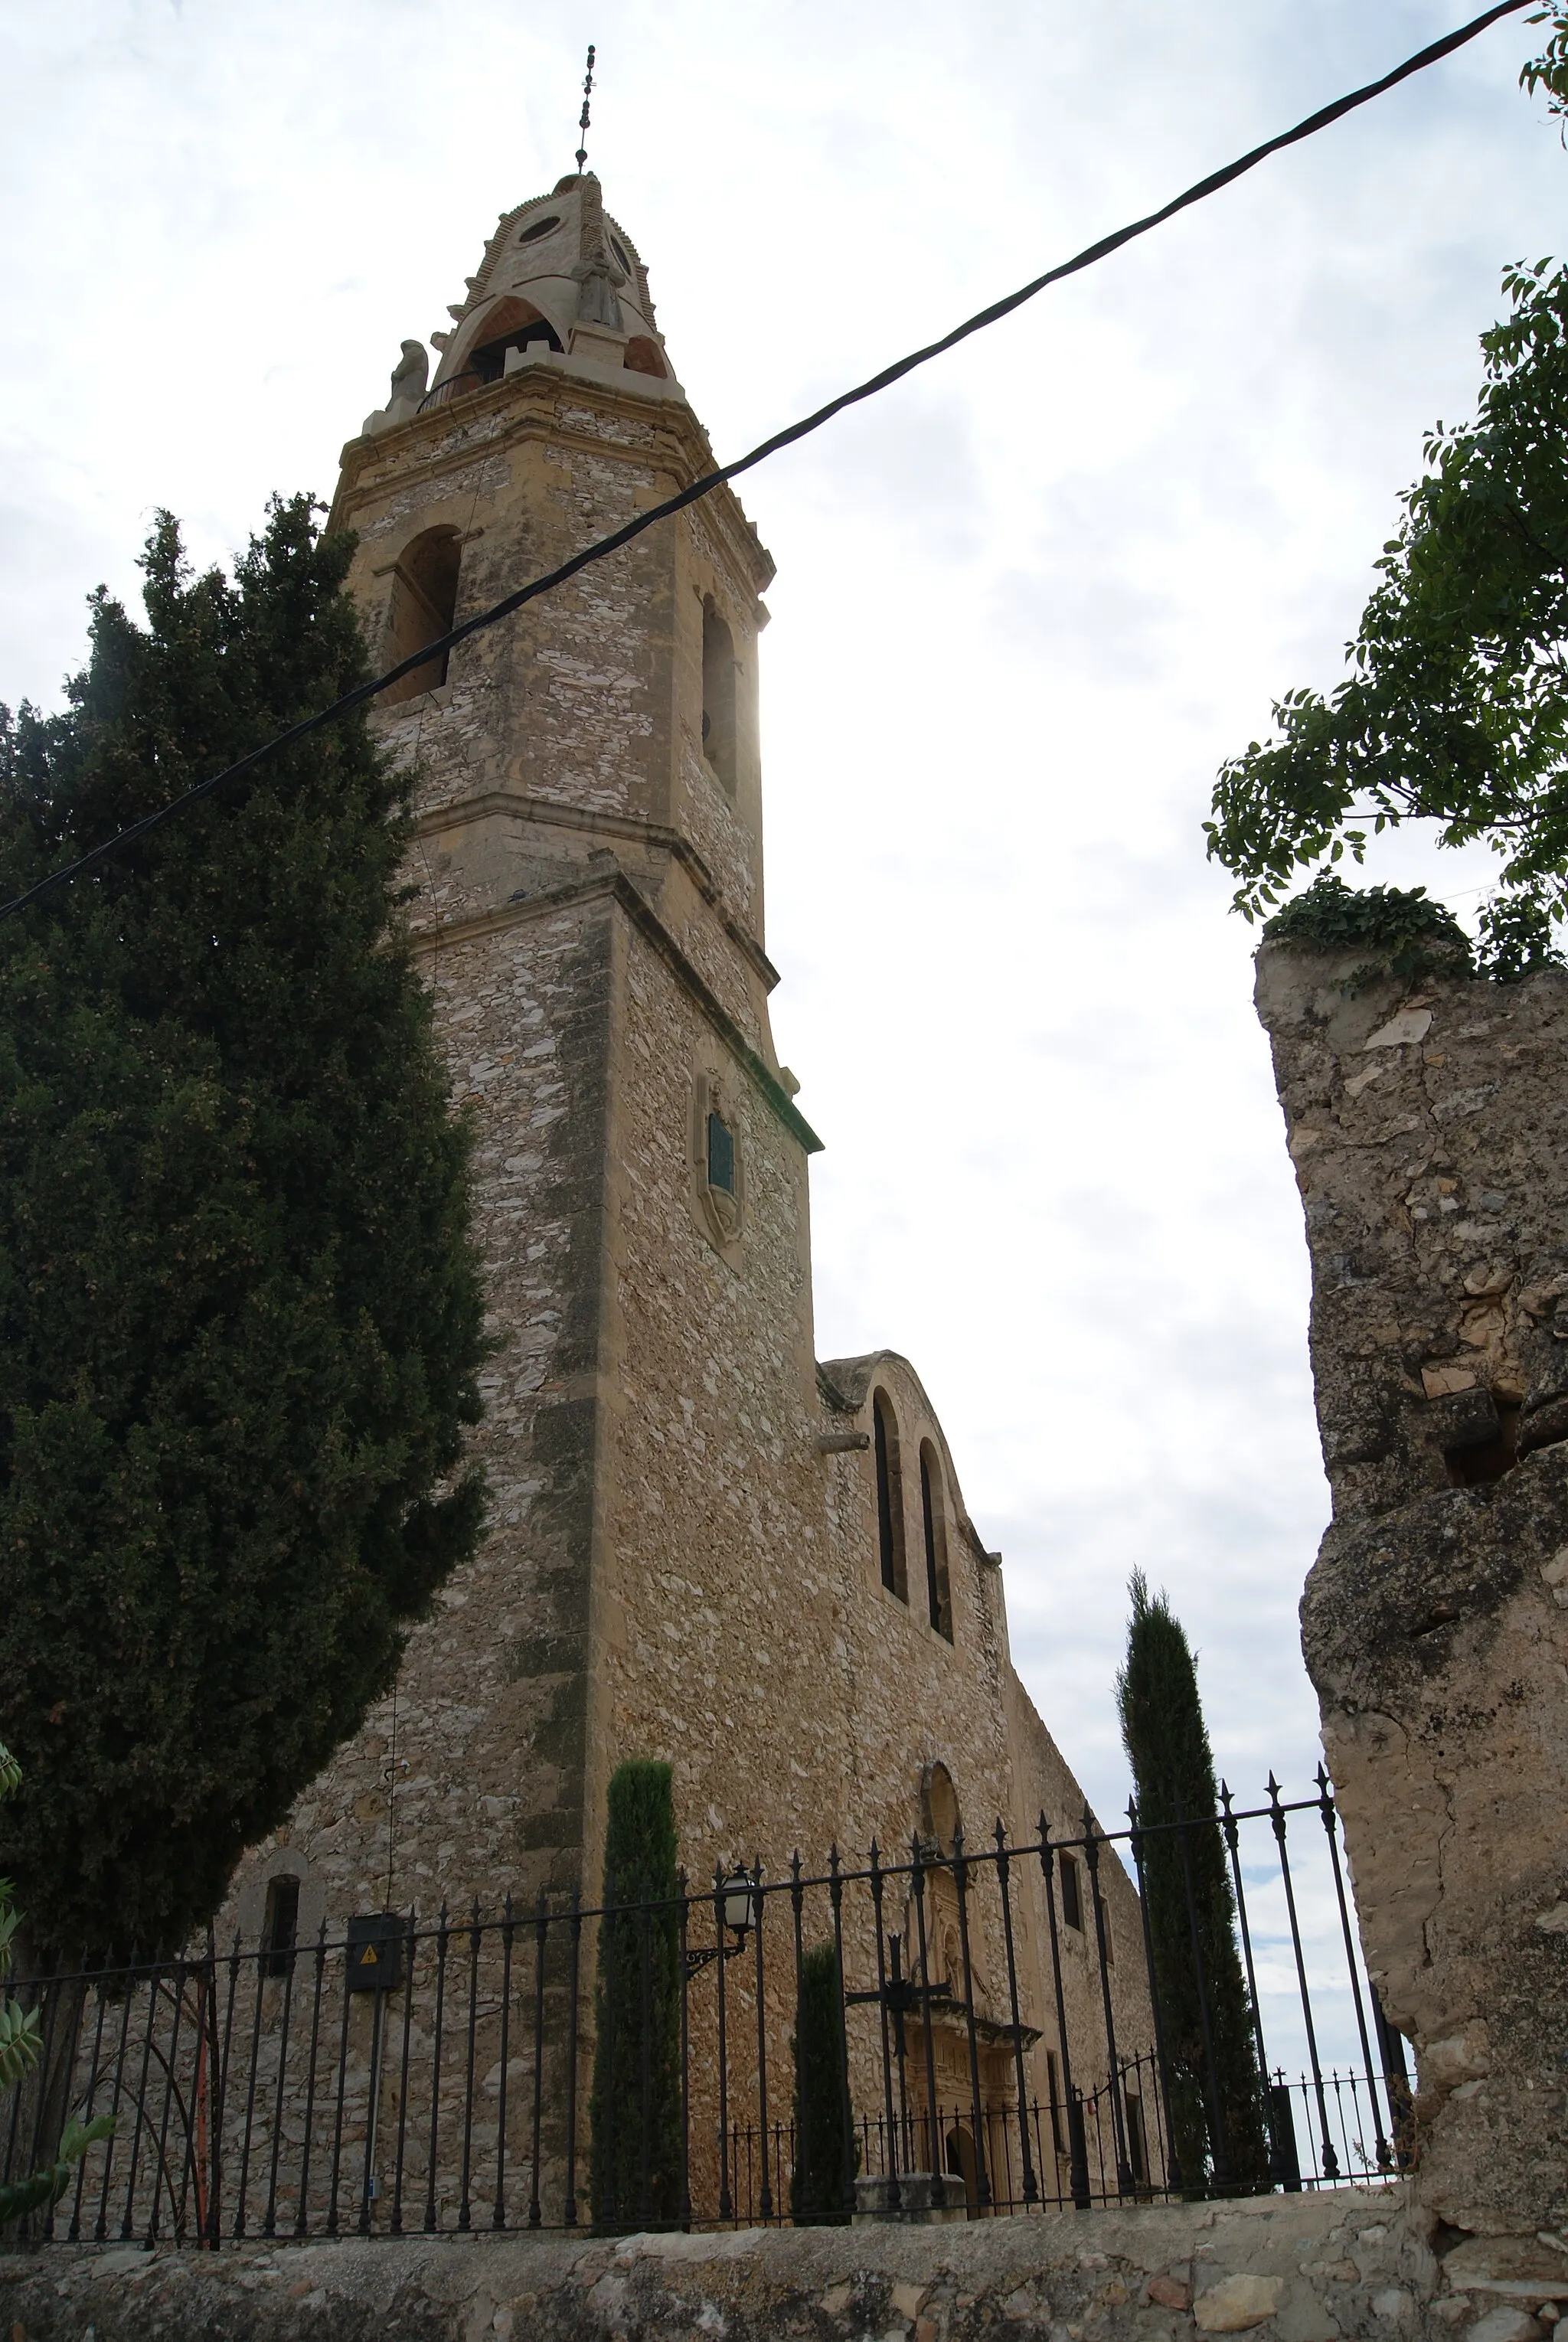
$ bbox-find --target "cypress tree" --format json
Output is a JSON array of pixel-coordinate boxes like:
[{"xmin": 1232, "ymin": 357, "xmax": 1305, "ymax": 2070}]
[
  {"xmin": 587, "ymin": 1759, "xmax": 682, "ymax": 2230},
  {"xmin": 0, "ymin": 498, "xmax": 486, "ymax": 1960},
  {"xmin": 1116, "ymin": 1572, "xmax": 1270, "ymax": 2195},
  {"xmin": 789, "ymin": 1939, "xmax": 854, "ymax": 2224}
]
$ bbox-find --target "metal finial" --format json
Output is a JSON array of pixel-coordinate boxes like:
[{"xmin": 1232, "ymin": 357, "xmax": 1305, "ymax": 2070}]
[{"xmin": 574, "ymin": 44, "xmax": 596, "ymax": 173}]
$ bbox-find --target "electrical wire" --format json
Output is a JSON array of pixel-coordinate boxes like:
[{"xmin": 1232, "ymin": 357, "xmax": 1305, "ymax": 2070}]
[{"xmin": 0, "ymin": 0, "xmax": 1532, "ymax": 924}]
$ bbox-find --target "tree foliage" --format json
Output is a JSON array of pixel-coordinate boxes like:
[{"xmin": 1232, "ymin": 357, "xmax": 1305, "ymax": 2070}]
[
  {"xmin": 1205, "ymin": 242, "xmax": 1568, "ymax": 979},
  {"xmin": 1116, "ymin": 1573, "xmax": 1269, "ymax": 2197},
  {"xmin": 1521, "ymin": 2, "xmax": 1568, "ymax": 122},
  {"xmin": 0, "ymin": 499, "xmax": 486, "ymax": 1961},
  {"xmin": 790, "ymin": 1939, "xmax": 854, "ymax": 2224},
  {"xmin": 588, "ymin": 1759, "xmax": 682, "ymax": 2231}
]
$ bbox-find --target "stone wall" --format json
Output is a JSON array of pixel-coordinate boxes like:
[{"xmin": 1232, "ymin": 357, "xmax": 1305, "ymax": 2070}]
[
  {"xmin": 11, "ymin": 2183, "xmax": 1555, "ymax": 2342},
  {"xmin": 1254, "ymin": 944, "xmax": 1568, "ymax": 2239}
]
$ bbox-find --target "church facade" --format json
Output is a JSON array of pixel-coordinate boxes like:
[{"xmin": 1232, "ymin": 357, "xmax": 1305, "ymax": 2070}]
[{"xmin": 221, "ymin": 171, "xmax": 1149, "ymax": 2206}]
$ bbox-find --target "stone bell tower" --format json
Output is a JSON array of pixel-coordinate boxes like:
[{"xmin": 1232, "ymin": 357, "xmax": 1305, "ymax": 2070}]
[
  {"xmin": 237, "ymin": 169, "xmax": 828, "ymax": 1934},
  {"xmin": 225, "ymin": 175, "xmax": 1120, "ymax": 2037}
]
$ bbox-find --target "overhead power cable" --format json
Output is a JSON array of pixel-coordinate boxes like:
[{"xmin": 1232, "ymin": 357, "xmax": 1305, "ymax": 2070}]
[{"xmin": 0, "ymin": 0, "xmax": 1531, "ymax": 924}]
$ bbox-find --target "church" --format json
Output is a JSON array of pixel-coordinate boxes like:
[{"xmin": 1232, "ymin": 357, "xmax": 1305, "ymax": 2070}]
[{"xmin": 220, "ymin": 166, "xmax": 1150, "ymax": 2213}]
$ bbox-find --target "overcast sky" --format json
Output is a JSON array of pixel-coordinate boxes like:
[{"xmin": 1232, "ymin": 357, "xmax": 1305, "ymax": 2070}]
[{"xmin": 3, "ymin": 1, "xmax": 1561, "ymax": 1839}]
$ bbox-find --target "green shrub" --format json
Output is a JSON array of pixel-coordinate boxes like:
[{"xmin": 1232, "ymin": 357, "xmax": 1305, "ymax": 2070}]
[
  {"xmin": 1263, "ymin": 873, "xmax": 1472, "ymax": 990},
  {"xmin": 790, "ymin": 1941, "xmax": 855, "ymax": 2224},
  {"xmin": 587, "ymin": 1760, "xmax": 681, "ymax": 2230}
]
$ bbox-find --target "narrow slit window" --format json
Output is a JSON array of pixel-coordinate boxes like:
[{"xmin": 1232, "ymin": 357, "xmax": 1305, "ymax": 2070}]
[
  {"xmin": 873, "ymin": 1390, "xmax": 907, "ymax": 1602},
  {"xmin": 1124, "ymin": 2089, "xmax": 1148, "ymax": 2186},
  {"xmin": 920, "ymin": 1443, "xmax": 953, "ymax": 1642},
  {"xmin": 706, "ymin": 1111, "xmax": 735, "ymax": 1195},
  {"xmin": 1059, "ymin": 1850, "xmax": 1083, "ymax": 1932},
  {"xmin": 261, "ymin": 1874, "xmax": 300, "ymax": 1978}
]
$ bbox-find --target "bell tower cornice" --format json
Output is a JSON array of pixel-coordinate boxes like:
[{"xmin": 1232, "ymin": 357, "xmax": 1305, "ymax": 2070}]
[{"xmin": 329, "ymin": 361, "xmax": 774, "ymax": 609}]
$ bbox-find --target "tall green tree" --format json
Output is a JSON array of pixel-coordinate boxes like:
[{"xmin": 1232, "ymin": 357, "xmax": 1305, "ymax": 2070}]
[
  {"xmin": 1206, "ymin": 245, "xmax": 1568, "ymax": 978},
  {"xmin": 588, "ymin": 1759, "xmax": 682, "ymax": 2231},
  {"xmin": 1205, "ymin": 0, "xmax": 1568, "ymax": 985},
  {"xmin": 790, "ymin": 1940, "xmax": 854, "ymax": 2225},
  {"xmin": 1117, "ymin": 1573, "xmax": 1269, "ymax": 2197},
  {"xmin": 0, "ymin": 498, "xmax": 486, "ymax": 1961}
]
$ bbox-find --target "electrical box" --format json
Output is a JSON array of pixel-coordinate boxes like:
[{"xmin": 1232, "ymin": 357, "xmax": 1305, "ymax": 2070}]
[{"xmin": 346, "ymin": 1911, "xmax": 404, "ymax": 1994}]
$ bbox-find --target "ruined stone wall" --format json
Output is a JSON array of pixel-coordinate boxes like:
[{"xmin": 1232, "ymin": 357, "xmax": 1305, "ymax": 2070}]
[{"xmin": 1255, "ymin": 943, "xmax": 1568, "ymax": 2239}]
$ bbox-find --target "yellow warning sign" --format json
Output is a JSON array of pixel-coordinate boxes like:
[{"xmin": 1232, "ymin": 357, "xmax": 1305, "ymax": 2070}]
[{"xmin": 358, "ymin": 1945, "xmax": 378, "ymax": 1965}]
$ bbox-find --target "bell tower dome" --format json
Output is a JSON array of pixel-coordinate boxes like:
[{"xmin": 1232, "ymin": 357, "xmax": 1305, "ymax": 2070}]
[{"xmin": 427, "ymin": 171, "xmax": 671, "ymax": 387}]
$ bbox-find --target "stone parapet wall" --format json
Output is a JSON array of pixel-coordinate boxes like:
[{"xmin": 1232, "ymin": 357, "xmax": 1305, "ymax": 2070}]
[
  {"xmin": 8, "ymin": 2184, "xmax": 1547, "ymax": 2342},
  {"xmin": 1254, "ymin": 946, "xmax": 1568, "ymax": 2239}
]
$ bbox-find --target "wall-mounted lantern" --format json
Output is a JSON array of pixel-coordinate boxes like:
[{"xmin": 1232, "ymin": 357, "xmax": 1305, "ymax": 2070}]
[{"xmin": 686, "ymin": 1866, "xmax": 760, "ymax": 1976}]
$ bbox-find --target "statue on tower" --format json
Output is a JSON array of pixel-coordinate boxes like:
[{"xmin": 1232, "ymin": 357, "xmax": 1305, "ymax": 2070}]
[
  {"xmin": 361, "ymin": 339, "xmax": 429, "ymax": 438},
  {"xmin": 571, "ymin": 243, "xmax": 626, "ymax": 332}
]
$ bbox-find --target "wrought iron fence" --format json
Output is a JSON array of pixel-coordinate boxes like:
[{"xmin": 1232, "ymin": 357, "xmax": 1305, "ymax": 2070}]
[{"xmin": 2, "ymin": 1772, "xmax": 1413, "ymax": 2244}]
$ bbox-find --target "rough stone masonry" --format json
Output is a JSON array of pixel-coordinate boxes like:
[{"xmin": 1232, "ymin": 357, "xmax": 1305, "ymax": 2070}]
[
  {"xmin": 1254, "ymin": 942, "xmax": 1568, "ymax": 2240},
  {"xmin": 11, "ymin": 2183, "xmax": 1563, "ymax": 2342}
]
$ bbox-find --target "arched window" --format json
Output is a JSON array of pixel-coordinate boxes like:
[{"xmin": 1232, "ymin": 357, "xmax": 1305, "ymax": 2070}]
[
  {"xmin": 384, "ymin": 528, "xmax": 462, "ymax": 704},
  {"xmin": 923, "ymin": 1761, "xmax": 959, "ymax": 1858},
  {"xmin": 920, "ymin": 1442, "xmax": 953, "ymax": 1643},
  {"xmin": 466, "ymin": 296, "xmax": 563, "ymax": 380},
  {"xmin": 873, "ymin": 1389, "xmax": 906, "ymax": 1602},
  {"xmin": 707, "ymin": 1109, "xmax": 735, "ymax": 1196},
  {"xmin": 701, "ymin": 599, "xmax": 737, "ymax": 796},
  {"xmin": 624, "ymin": 335, "xmax": 667, "ymax": 379},
  {"xmin": 692, "ymin": 1069, "xmax": 742, "ymax": 1247},
  {"xmin": 260, "ymin": 1873, "xmax": 300, "ymax": 1978}
]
